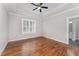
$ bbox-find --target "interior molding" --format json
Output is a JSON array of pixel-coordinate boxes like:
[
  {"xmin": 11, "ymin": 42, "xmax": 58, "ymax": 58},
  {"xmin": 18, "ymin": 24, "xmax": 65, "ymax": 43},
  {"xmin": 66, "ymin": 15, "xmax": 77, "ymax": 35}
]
[
  {"xmin": 43, "ymin": 35, "xmax": 68, "ymax": 44},
  {"xmin": 67, "ymin": 15, "xmax": 79, "ymax": 19},
  {"xmin": 45, "ymin": 7, "xmax": 79, "ymax": 18},
  {"xmin": 44, "ymin": 4, "xmax": 67, "ymax": 16},
  {"xmin": 8, "ymin": 11, "xmax": 28, "ymax": 17},
  {"xmin": 8, "ymin": 11, "xmax": 40, "ymax": 20},
  {"xmin": 8, "ymin": 12, "xmax": 35, "ymax": 19},
  {"xmin": 8, "ymin": 8, "xmax": 40, "ymax": 17},
  {"xmin": 9, "ymin": 34, "xmax": 42, "ymax": 42},
  {"xmin": 0, "ymin": 42, "xmax": 8, "ymax": 56},
  {"xmin": 7, "ymin": 4, "xmax": 67, "ymax": 17},
  {"xmin": 7, "ymin": 7, "xmax": 31, "ymax": 14},
  {"xmin": 66, "ymin": 15, "xmax": 79, "ymax": 44},
  {"xmin": 8, "ymin": 10, "xmax": 34, "ymax": 16}
]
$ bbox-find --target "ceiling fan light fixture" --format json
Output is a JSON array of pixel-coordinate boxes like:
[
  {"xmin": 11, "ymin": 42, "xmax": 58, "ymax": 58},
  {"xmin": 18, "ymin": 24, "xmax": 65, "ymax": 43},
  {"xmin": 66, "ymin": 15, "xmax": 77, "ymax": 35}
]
[
  {"xmin": 31, "ymin": 3, "xmax": 48, "ymax": 12},
  {"xmin": 38, "ymin": 7, "xmax": 41, "ymax": 9}
]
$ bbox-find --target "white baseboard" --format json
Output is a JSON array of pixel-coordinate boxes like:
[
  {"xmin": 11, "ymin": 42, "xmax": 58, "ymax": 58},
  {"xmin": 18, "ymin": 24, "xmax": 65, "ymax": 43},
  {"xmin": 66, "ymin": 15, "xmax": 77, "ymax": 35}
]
[
  {"xmin": 0, "ymin": 41, "xmax": 8, "ymax": 56},
  {"xmin": 9, "ymin": 34, "xmax": 42, "ymax": 42},
  {"xmin": 43, "ymin": 35, "xmax": 68, "ymax": 44}
]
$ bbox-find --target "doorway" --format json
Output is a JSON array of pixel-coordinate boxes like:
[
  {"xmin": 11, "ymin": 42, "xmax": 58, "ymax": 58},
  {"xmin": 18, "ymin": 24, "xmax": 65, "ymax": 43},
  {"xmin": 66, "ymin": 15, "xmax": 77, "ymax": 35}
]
[{"xmin": 67, "ymin": 16, "xmax": 79, "ymax": 47}]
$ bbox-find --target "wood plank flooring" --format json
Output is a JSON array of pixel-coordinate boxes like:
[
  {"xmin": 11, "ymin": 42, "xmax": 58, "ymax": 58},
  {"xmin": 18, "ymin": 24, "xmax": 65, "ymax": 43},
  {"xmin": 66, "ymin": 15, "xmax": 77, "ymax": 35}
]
[
  {"xmin": 67, "ymin": 45, "xmax": 79, "ymax": 56},
  {"xmin": 1, "ymin": 37, "xmax": 68, "ymax": 56}
]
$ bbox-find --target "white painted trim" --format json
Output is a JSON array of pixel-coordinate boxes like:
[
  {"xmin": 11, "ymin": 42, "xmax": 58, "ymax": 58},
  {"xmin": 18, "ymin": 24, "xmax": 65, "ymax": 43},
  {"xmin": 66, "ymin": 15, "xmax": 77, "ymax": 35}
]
[
  {"xmin": 67, "ymin": 15, "xmax": 79, "ymax": 43},
  {"xmin": 9, "ymin": 34, "xmax": 42, "ymax": 42},
  {"xmin": 8, "ymin": 11, "xmax": 39, "ymax": 20},
  {"xmin": 67, "ymin": 15, "xmax": 79, "ymax": 19},
  {"xmin": 8, "ymin": 12, "xmax": 35, "ymax": 20},
  {"xmin": 46, "ymin": 7, "xmax": 79, "ymax": 18},
  {"xmin": 44, "ymin": 4, "xmax": 66, "ymax": 16},
  {"xmin": 8, "ymin": 8, "xmax": 32, "ymax": 15},
  {"xmin": 43, "ymin": 35, "xmax": 68, "ymax": 44},
  {"xmin": 22, "ymin": 18, "xmax": 36, "ymax": 34},
  {"xmin": 8, "ymin": 9, "xmax": 39, "ymax": 17},
  {"xmin": 7, "ymin": 4, "xmax": 66, "ymax": 17},
  {"xmin": 8, "ymin": 11, "xmax": 28, "ymax": 17},
  {"xmin": 67, "ymin": 17, "xmax": 70, "ymax": 45},
  {"xmin": 0, "ymin": 42, "xmax": 8, "ymax": 56}
]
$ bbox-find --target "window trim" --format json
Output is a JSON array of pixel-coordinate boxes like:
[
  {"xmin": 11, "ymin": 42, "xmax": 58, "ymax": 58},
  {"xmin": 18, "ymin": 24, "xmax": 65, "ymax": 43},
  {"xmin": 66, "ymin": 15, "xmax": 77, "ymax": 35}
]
[{"xmin": 22, "ymin": 18, "xmax": 36, "ymax": 34}]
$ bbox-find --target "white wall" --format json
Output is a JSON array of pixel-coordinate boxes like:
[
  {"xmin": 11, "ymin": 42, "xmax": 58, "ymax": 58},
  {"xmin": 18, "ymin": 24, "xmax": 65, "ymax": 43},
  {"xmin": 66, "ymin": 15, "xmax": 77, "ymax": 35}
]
[
  {"xmin": 1, "ymin": 3, "xmax": 79, "ymax": 55},
  {"xmin": 0, "ymin": 4, "xmax": 8, "ymax": 55},
  {"xmin": 8, "ymin": 13, "xmax": 43, "ymax": 42},
  {"xmin": 2, "ymin": 3, "xmax": 79, "ymax": 46},
  {"xmin": 43, "ymin": 7, "xmax": 79, "ymax": 44},
  {"xmin": 8, "ymin": 4, "xmax": 79, "ymax": 44}
]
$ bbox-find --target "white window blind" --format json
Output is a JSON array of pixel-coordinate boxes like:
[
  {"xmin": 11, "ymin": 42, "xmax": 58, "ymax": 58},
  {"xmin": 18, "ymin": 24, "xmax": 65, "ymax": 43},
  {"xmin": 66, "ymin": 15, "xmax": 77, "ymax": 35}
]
[{"xmin": 22, "ymin": 18, "xmax": 36, "ymax": 34}]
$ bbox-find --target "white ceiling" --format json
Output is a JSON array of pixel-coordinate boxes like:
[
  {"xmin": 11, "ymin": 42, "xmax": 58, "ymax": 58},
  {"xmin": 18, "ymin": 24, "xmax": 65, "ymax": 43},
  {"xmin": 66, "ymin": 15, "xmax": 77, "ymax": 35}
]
[
  {"xmin": 3, "ymin": 3, "xmax": 63, "ymax": 15},
  {"xmin": 3, "ymin": 3, "xmax": 79, "ymax": 16}
]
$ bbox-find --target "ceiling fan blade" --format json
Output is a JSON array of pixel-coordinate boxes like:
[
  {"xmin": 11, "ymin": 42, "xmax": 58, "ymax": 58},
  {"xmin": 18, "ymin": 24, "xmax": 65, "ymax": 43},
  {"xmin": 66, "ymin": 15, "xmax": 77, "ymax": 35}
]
[
  {"xmin": 41, "ymin": 6, "xmax": 48, "ymax": 9},
  {"xmin": 31, "ymin": 3, "xmax": 38, "ymax": 6},
  {"xmin": 39, "ymin": 9, "xmax": 42, "ymax": 12},
  {"xmin": 40, "ymin": 3, "xmax": 43, "ymax": 5},
  {"xmin": 33, "ymin": 8, "xmax": 38, "ymax": 11}
]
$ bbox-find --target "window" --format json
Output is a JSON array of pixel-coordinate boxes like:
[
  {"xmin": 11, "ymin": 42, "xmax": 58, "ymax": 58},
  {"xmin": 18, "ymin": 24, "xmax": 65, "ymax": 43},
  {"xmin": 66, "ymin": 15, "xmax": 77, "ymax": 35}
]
[{"xmin": 22, "ymin": 18, "xmax": 36, "ymax": 34}]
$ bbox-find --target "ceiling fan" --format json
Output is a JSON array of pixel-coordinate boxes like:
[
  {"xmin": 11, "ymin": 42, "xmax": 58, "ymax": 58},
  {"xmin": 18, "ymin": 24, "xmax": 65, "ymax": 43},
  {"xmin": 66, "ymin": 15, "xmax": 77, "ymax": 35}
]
[{"xmin": 31, "ymin": 3, "xmax": 48, "ymax": 12}]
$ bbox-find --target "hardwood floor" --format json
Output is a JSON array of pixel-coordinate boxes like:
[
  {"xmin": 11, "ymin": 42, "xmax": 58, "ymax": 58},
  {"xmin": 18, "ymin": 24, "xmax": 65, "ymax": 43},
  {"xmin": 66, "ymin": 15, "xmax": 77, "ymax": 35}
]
[
  {"xmin": 1, "ymin": 37, "xmax": 68, "ymax": 56},
  {"xmin": 67, "ymin": 45, "xmax": 79, "ymax": 56}
]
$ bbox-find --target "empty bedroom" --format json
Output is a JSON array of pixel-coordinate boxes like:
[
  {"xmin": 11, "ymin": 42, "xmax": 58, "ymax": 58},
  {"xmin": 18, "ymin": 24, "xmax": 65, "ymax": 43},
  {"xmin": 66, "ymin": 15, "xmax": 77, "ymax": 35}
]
[{"xmin": 0, "ymin": 3, "xmax": 79, "ymax": 56}]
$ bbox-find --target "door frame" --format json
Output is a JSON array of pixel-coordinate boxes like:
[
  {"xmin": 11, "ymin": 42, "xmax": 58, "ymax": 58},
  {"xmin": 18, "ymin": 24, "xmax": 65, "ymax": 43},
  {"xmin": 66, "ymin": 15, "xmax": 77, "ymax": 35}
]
[{"xmin": 67, "ymin": 15, "xmax": 79, "ymax": 44}]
